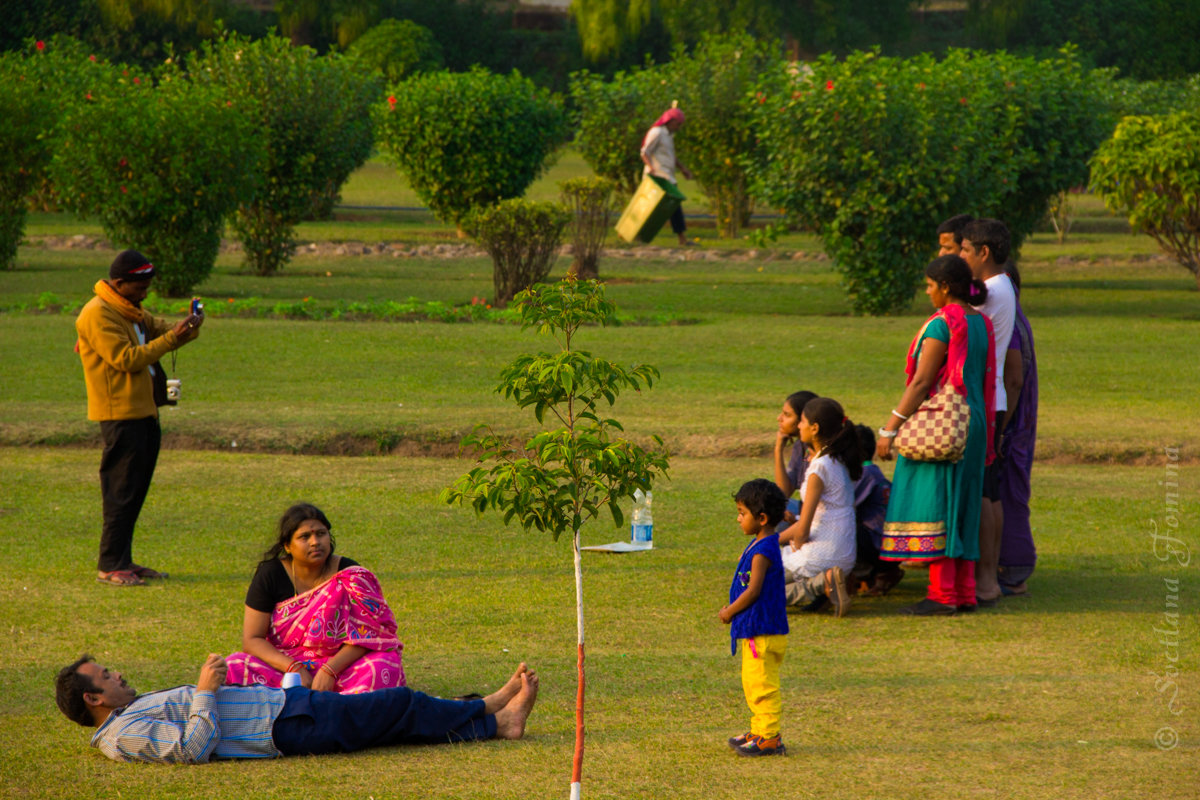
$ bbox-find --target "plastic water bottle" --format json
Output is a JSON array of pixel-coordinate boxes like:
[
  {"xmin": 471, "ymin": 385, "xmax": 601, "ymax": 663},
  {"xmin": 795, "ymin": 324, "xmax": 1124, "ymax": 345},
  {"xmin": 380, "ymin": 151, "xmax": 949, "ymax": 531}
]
[
  {"xmin": 631, "ymin": 489, "xmax": 654, "ymax": 545},
  {"xmin": 280, "ymin": 672, "xmax": 301, "ymax": 689}
]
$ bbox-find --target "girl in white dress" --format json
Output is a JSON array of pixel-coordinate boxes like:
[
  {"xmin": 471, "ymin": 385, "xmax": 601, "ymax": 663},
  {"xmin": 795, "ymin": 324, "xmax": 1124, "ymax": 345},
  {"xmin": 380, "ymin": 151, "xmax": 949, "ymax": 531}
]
[{"xmin": 778, "ymin": 397, "xmax": 863, "ymax": 617}]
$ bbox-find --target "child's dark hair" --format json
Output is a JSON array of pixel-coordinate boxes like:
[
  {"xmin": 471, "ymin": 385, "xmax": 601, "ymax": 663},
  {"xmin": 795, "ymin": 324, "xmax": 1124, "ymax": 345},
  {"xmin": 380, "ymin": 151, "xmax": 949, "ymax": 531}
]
[
  {"xmin": 734, "ymin": 479, "xmax": 787, "ymax": 527},
  {"xmin": 961, "ymin": 217, "xmax": 1011, "ymax": 265},
  {"xmin": 927, "ymin": 254, "xmax": 989, "ymax": 306},
  {"xmin": 801, "ymin": 397, "xmax": 863, "ymax": 481},
  {"xmin": 936, "ymin": 214, "xmax": 974, "ymax": 244},
  {"xmin": 854, "ymin": 424, "xmax": 875, "ymax": 462},
  {"xmin": 784, "ymin": 390, "xmax": 818, "ymax": 417}
]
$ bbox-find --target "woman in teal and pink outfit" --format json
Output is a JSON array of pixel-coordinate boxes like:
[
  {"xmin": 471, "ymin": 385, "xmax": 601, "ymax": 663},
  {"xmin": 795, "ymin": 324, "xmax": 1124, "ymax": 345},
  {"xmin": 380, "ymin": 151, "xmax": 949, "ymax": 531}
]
[
  {"xmin": 876, "ymin": 256, "xmax": 995, "ymax": 616},
  {"xmin": 225, "ymin": 503, "xmax": 405, "ymax": 693}
]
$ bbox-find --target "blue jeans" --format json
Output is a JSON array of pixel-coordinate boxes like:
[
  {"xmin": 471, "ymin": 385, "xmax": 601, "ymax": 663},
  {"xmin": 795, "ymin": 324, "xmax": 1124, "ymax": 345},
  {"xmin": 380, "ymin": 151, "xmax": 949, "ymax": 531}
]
[{"xmin": 272, "ymin": 686, "xmax": 495, "ymax": 755}]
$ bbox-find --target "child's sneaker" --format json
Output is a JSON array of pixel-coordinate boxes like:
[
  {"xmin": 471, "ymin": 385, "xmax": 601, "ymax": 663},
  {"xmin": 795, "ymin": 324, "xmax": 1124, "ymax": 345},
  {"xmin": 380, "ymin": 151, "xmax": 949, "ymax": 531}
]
[
  {"xmin": 727, "ymin": 731, "xmax": 752, "ymax": 749},
  {"xmin": 735, "ymin": 733, "xmax": 786, "ymax": 756}
]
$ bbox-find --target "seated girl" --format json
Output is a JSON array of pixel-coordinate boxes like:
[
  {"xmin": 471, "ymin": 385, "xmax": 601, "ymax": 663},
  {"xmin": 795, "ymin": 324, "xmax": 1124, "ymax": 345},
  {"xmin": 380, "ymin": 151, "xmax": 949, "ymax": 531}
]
[
  {"xmin": 773, "ymin": 390, "xmax": 819, "ymax": 529},
  {"xmin": 225, "ymin": 503, "xmax": 405, "ymax": 693},
  {"xmin": 778, "ymin": 397, "xmax": 862, "ymax": 618}
]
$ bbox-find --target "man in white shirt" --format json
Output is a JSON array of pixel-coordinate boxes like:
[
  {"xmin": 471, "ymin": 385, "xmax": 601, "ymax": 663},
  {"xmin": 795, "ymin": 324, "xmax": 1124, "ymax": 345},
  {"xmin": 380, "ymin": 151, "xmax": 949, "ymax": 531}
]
[
  {"xmin": 959, "ymin": 218, "xmax": 1016, "ymax": 605},
  {"xmin": 640, "ymin": 107, "xmax": 694, "ymax": 246}
]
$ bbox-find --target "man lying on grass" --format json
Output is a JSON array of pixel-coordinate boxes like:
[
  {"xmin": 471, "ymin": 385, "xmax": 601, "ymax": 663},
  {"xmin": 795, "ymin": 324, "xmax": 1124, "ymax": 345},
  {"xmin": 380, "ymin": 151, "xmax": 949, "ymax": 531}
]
[{"xmin": 55, "ymin": 653, "xmax": 538, "ymax": 764}]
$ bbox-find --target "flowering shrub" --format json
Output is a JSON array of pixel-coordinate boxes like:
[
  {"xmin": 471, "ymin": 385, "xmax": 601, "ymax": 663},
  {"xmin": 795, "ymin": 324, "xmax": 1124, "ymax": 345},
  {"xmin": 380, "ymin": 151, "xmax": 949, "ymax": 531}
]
[
  {"xmin": 751, "ymin": 48, "xmax": 1109, "ymax": 314},
  {"xmin": 49, "ymin": 71, "xmax": 263, "ymax": 295},
  {"xmin": 376, "ymin": 68, "xmax": 568, "ymax": 228},
  {"xmin": 8, "ymin": 36, "xmax": 144, "ymax": 213},
  {"xmin": 348, "ymin": 19, "xmax": 443, "ymax": 84},
  {"xmin": 1091, "ymin": 111, "xmax": 1200, "ymax": 290},
  {"xmin": 187, "ymin": 34, "xmax": 379, "ymax": 276},
  {"xmin": 560, "ymin": 176, "xmax": 617, "ymax": 279},
  {"xmin": 467, "ymin": 199, "xmax": 571, "ymax": 307},
  {"xmin": 0, "ymin": 57, "xmax": 54, "ymax": 268}
]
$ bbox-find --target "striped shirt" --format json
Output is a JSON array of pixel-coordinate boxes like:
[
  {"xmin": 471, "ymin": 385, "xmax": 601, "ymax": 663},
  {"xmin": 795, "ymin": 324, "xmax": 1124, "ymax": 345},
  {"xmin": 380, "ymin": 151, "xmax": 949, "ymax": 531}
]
[{"xmin": 90, "ymin": 684, "xmax": 286, "ymax": 763}]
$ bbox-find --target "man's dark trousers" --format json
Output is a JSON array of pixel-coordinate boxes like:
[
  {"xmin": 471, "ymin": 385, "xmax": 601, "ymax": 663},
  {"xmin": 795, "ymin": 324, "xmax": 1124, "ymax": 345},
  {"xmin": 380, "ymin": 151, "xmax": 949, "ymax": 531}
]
[
  {"xmin": 98, "ymin": 416, "xmax": 160, "ymax": 572},
  {"xmin": 272, "ymin": 686, "xmax": 496, "ymax": 755}
]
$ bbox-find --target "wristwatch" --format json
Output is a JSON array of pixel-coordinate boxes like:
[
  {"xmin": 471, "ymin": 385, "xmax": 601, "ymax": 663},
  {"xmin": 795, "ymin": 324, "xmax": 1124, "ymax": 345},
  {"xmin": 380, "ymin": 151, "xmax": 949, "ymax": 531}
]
[{"xmin": 878, "ymin": 427, "xmax": 898, "ymax": 439}]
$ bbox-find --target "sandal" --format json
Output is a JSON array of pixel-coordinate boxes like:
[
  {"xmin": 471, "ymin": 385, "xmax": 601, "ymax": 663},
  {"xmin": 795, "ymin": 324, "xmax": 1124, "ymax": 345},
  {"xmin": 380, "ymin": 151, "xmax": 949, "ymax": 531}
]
[
  {"xmin": 129, "ymin": 563, "xmax": 169, "ymax": 580},
  {"xmin": 97, "ymin": 570, "xmax": 145, "ymax": 587}
]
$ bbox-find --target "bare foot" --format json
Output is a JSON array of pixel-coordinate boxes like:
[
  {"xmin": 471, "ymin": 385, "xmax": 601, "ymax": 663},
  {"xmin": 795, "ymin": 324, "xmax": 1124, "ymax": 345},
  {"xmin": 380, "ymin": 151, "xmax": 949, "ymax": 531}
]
[
  {"xmin": 483, "ymin": 663, "xmax": 528, "ymax": 714},
  {"xmin": 493, "ymin": 671, "xmax": 538, "ymax": 740}
]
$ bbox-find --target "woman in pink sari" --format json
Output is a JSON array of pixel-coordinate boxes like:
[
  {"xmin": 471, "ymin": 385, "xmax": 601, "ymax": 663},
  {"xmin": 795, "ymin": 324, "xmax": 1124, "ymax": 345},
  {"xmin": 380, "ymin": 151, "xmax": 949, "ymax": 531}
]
[{"xmin": 225, "ymin": 503, "xmax": 405, "ymax": 693}]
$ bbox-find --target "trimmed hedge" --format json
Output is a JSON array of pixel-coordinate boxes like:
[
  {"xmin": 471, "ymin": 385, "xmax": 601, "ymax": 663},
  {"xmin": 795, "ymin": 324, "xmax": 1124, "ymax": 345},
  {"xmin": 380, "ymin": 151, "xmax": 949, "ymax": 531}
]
[
  {"xmin": 187, "ymin": 34, "xmax": 379, "ymax": 276},
  {"xmin": 376, "ymin": 68, "xmax": 568, "ymax": 228},
  {"xmin": 751, "ymin": 48, "xmax": 1110, "ymax": 314}
]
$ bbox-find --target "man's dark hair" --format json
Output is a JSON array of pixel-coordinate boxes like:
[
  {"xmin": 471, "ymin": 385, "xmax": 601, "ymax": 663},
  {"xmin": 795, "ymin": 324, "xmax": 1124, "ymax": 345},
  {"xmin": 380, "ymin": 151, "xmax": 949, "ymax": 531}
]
[
  {"xmin": 936, "ymin": 214, "xmax": 975, "ymax": 244},
  {"xmin": 56, "ymin": 655, "xmax": 99, "ymax": 727},
  {"xmin": 961, "ymin": 218, "xmax": 1011, "ymax": 265},
  {"xmin": 733, "ymin": 479, "xmax": 787, "ymax": 527}
]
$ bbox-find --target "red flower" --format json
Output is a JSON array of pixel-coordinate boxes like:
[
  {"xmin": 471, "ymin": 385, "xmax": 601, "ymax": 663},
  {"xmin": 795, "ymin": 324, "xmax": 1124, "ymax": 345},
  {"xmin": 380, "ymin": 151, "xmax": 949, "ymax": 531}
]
[
  {"xmin": 133, "ymin": 77, "xmax": 140, "ymax": 84},
  {"xmin": 85, "ymin": 92, "xmax": 92, "ymax": 100},
  {"xmin": 120, "ymin": 186, "xmax": 127, "ymax": 194},
  {"xmin": 918, "ymin": 82, "xmax": 926, "ymax": 90},
  {"xmin": 825, "ymin": 80, "xmax": 834, "ymax": 91},
  {"xmin": 89, "ymin": 54, "xmax": 96, "ymax": 62},
  {"xmin": 959, "ymin": 97, "xmax": 967, "ymax": 104},
  {"xmin": 792, "ymin": 91, "xmax": 802, "ymax": 99},
  {"xmin": 387, "ymin": 95, "xmax": 397, "ymax": 108},
  {"xmin": 118, "ymin": 158, "xmax": 127, "ymax": 167},
  {"xmin": 35, "ymin": 41, "xmax": 44, "ymax": 51}
]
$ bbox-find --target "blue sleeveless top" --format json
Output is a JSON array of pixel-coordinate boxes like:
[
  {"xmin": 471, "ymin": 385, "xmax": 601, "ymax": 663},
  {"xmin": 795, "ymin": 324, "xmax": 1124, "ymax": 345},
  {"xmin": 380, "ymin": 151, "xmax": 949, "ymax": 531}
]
[{"xmin": 729, "ymin": 533, "xmax": 788, "ymax": 654}]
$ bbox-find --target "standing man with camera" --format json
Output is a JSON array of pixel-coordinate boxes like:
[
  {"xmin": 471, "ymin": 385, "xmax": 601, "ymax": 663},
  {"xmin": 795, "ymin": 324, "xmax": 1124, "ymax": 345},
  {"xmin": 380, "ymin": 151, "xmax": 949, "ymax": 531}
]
[{"xmin": 76, "ymin": 250, "xmax": 203, "ymax": 587}]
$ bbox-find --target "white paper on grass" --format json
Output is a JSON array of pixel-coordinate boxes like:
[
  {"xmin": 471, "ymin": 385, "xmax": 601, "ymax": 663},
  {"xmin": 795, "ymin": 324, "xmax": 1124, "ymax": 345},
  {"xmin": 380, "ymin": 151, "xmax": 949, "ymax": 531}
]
[{"xmin": 579, "ymin": 541, "xmax": 653, "ymax": 553}]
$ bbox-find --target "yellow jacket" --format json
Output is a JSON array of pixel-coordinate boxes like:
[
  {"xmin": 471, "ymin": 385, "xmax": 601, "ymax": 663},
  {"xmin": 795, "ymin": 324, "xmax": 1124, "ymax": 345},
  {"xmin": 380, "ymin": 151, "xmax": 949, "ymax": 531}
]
[{"xmin": 76, "ymin": 295, "xmax": 180, "ymax": 421}]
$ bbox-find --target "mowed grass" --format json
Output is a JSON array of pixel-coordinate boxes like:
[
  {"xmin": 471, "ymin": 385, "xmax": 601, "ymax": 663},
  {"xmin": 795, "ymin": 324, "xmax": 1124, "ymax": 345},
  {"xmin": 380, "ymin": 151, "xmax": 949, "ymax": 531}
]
[
  {"xmin": 0, "ymin": 450, "xmax": 1195, "ymax": 799},
  {"xmin": 2, "ymin": 155, "xmax": 1198, "ymax": 797},
  {"xmin": 1, "ymin": 235, "xmax": 1197, "ymax": 461}
]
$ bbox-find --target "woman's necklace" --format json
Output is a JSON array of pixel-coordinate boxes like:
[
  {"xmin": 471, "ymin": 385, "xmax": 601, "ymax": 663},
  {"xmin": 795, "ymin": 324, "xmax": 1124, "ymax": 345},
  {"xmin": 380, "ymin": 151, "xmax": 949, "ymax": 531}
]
[{"xmin": 284, "ymin": 558, "xmax": 332, "ymax": 597}]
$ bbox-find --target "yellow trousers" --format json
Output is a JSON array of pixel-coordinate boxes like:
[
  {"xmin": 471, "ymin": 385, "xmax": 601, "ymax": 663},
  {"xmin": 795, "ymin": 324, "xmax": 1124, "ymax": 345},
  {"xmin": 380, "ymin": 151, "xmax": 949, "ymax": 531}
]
[{"xmin": 739, "ymin": 634, "xmax": 787, "ymax": 738}]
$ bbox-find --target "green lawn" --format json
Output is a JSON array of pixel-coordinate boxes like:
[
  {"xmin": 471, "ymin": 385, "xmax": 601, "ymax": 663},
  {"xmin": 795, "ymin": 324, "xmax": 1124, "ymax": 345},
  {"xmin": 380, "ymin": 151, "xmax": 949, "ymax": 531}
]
[
  {"xmin": 1, "ymin": 157, "xmax": 1198, "ymax": 797},
  {"xmin": 0, "ymin": 451, "xmax": 1195, "ymax": 799}
]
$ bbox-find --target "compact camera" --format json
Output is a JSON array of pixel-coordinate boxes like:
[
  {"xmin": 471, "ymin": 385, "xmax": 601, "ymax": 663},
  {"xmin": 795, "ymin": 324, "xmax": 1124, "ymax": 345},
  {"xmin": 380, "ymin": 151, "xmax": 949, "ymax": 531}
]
[
  {"xmin": 191, "ymin": 297, "xmax": 204, "ymax": 316},
  {"xmin": 166, "ymin": 378, "xmax": 181, "ymax": 402}
]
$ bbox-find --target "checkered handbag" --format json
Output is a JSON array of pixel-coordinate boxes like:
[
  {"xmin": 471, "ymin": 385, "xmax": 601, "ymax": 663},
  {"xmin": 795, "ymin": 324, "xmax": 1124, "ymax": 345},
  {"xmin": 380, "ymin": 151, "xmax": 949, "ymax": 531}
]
[{"xmin": 895, "ymin": 383, "xmax": 970, "ymax": 462}]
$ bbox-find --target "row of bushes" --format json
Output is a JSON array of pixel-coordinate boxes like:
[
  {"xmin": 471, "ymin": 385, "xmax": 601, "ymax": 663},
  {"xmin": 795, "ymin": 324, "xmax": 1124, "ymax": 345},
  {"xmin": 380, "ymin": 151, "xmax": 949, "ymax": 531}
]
[
  {"xmin": 573, "ymin": 36, "xmax": 1199, "ymax": 312},
  {"xmin": 0, "ymin": 34, "xmax": 377, "ymax": 295},
  {"xmin": 4, "ymin": 33, "xmax": 1196, "ymax": 310}
]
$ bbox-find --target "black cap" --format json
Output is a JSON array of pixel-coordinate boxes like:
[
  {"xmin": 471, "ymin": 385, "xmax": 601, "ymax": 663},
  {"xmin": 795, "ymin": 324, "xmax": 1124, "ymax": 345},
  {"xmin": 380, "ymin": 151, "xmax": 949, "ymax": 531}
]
[{"xmin": 109, "ymin": 249, "xmax": 156, "ymax": 281}]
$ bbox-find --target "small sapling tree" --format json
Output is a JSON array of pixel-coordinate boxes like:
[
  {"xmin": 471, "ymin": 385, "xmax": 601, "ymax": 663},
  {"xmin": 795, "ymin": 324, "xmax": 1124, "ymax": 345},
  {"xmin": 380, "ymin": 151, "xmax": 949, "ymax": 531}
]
[{"xmin": 441, "ymin": 277, "xmax": 669, "ymax": 800}]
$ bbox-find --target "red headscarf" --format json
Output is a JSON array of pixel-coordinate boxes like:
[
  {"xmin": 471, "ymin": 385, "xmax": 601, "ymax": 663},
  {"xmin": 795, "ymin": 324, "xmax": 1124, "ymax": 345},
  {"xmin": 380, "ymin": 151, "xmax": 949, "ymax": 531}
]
[{"xmin": 642, "ymin": 108, "xmax": 685, "ymax": 146}]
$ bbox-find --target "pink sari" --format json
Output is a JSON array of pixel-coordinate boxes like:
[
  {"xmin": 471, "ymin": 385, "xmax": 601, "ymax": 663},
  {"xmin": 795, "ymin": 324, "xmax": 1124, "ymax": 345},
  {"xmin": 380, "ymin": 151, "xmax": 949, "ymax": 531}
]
[{"xmin": 226, "ymin": 566, "xmax": 405, "ymax": 693}]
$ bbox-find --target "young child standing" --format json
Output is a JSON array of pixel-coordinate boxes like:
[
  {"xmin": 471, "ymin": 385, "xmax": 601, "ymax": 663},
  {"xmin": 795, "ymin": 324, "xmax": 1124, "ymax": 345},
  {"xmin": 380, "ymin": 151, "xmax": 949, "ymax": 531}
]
[
  {"xmin": 778, "ymin": 397, "xmax": 863, "ymax": 617},
  {"xmin": 719, "ymin": 478, "xmax": 789, "ymax": 756}
]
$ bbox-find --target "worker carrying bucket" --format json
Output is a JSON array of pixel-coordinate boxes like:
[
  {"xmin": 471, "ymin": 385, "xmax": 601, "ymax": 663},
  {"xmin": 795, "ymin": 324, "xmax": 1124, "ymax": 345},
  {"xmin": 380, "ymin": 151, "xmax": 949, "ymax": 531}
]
[{"xmin": 615, "ymin": 104, "xmax": 693, "ymax": 245}]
